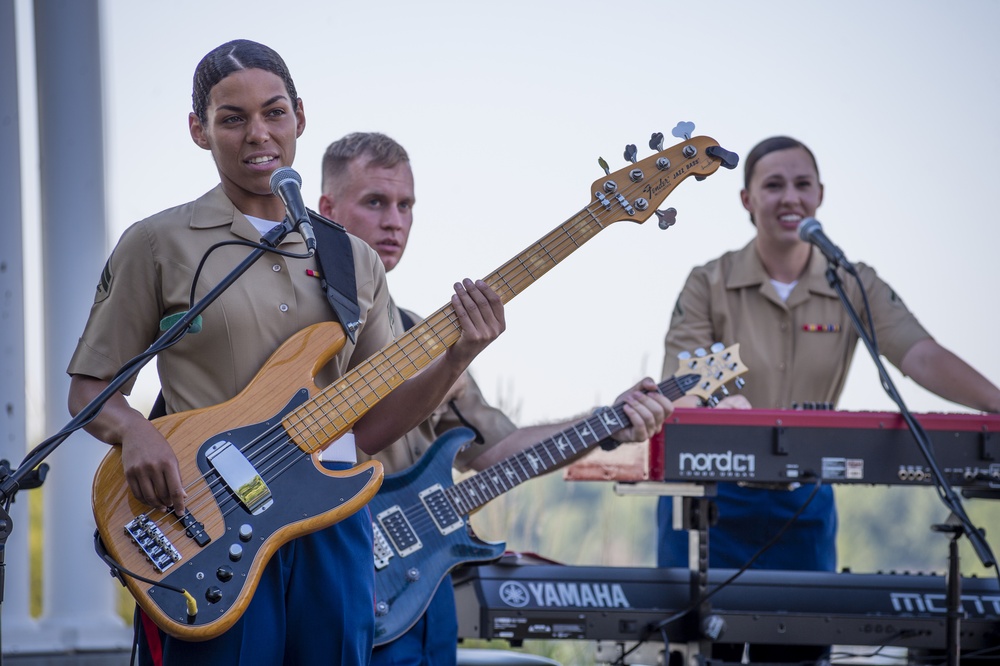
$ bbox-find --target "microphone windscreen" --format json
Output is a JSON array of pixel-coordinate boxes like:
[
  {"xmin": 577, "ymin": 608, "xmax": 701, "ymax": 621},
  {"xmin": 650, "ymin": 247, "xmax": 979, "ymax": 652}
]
[
  {"xmin": 797, "ymin": 217, "xmax": 821, "ymax": 242},
  {"xmin": 269, "ymin": 166, "xmax": 302, "ymax": 196}
]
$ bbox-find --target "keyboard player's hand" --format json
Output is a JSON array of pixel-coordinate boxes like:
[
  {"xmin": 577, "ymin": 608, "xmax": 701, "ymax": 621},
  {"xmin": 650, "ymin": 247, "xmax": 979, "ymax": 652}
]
[{"xmin": 714, "ymin": 395, "xmax": 751, "ymax": 410}]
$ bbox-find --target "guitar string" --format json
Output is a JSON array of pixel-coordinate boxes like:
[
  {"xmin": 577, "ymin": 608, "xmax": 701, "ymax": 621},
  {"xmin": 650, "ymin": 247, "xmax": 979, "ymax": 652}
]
[
  {"xmin": 393, "ymin": 360, "xmax": 716, "ymax": 533},
  {"xmin": 137, "ymin": 147, "xmax": 712, "ymax": 553},
  {"xmin": 153, "ymin": 343, "xmax": 722, "ymax": 554},
  {"xmin": 386, "ymin": 409, "xmax": 632, "ymax": 536},
  {"xmin": 385, "ymin": 376, "xmax": 693, "ymax": 537}
]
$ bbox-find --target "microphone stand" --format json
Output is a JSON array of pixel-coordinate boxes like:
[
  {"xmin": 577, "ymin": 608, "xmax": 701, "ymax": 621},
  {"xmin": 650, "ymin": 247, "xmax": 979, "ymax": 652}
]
[
  {"xmin": 0, "ymin": 219, "xmax": 298, "ymax": 666},
  {"xmin": 824, "ymin": 262, "xmax": 995, "ymax": 666}
]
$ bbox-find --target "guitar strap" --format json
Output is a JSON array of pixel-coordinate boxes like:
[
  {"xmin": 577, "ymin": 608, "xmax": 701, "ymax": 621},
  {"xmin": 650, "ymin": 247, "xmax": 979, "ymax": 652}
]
[{"xmin": 309, "ymin": 209, "xmax": 361, "ymax": 344}]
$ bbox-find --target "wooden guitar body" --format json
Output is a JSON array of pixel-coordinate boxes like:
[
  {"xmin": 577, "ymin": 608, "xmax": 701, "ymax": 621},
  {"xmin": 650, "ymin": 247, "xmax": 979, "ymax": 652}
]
[{"xmin": 92, "ymin": 322, "xmax": 383, "ymax": 641}]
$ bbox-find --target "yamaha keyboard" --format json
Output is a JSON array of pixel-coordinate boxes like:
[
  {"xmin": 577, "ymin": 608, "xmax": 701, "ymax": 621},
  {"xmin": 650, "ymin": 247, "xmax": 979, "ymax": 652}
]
[
  {"xmin": 454, "ymin": 561, "xmax": 1000, "ymax": 650},
  {"xmin": 641, "ymin": 409, "xmax": 1000, "ymax": 488}
]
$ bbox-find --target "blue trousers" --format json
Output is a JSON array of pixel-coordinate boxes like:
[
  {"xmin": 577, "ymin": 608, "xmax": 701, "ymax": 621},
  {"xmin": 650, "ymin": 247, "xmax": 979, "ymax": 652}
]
[
  {"xmin": 370, "ymin": 575, "xmax": 457, "ymax": 666},
  {"xmin": 656, "ymin": 483, "xmax": 837, "ymax": 570}
]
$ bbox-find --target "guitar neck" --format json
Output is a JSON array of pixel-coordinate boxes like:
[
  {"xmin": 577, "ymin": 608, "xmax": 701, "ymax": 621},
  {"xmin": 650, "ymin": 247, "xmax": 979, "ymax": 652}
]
[
  {"xmin": 283, "ymin": 208, "xmax": 613, "ymax": 452},
  {"xmin": 281, "ymin": 134, "xmax": 734, "ymax": 452},
  {"xmin": 447, "ymin": 376, "xmax": 691, "ymax": 513}
]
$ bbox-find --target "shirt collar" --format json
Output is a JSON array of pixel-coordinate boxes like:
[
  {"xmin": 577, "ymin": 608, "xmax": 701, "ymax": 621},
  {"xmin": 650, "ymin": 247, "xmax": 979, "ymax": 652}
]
[
  {"xmin": 189, "ymin": 185, "xmax": 305, "ymax": 247},
  {"xmin": 726, "ymin": 240, "xmax": 838, "ymax": 302}
]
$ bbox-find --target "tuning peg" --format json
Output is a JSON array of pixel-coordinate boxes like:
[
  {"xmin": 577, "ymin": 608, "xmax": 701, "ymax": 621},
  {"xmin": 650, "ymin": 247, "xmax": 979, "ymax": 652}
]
[
  {"xmin": 706, "ymin": 145, "xmax": 740, "ymax": 170},
  {"xmin": 710, "ymin": 342, "xmax": 724, "ymax": 353},
  {"xmin": 671, "ymin": 121, "xmax": 695, "ymax": 140},
  {"xmin": 677, "ymin": 350, "xmax": 697, "ymax": 369},
  {"xmin": 598, "ymin": 156, "xmax": 610, "ymax": 176},
  {"xmin": 734, "ymin": 377, "xmax": 746, "ymax": 389},
  {"xmin": 694, "ymin": 347, "xmax": 707, "ymax": 357},
  {"xmin": 649, "ymin": 132, "xmax": 664, "ymax": 151},
  {"xmin": 623, "ymin": 144, "xmax": 638, "ymax": 164},
  {"xmin": 706, "ymin": 395, "xmax": 721, "ymax": 407},
  {"xmin": 655, "ymin": 207, "xmax": 677, "ymax": 230}
]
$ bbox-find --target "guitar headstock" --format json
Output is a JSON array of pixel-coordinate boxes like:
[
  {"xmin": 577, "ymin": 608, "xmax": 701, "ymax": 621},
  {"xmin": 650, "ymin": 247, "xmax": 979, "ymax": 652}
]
[
  {"xmin": 674, "ymin": 343, "xmax": 748, "ymax": 403},
  {"xmin": 590, "ymin": 132, "xmax": 738, "ymax": 226}
]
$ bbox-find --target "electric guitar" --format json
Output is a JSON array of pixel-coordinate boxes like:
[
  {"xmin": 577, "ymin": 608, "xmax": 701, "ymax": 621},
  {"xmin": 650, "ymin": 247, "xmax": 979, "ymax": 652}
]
[
  {"xmin": 92, "ymin": 133, "xmax": 738, "ymax": 641},
  {"xmin": 371, "ymin": 344, "xmax": 748, "ymax": 645}
]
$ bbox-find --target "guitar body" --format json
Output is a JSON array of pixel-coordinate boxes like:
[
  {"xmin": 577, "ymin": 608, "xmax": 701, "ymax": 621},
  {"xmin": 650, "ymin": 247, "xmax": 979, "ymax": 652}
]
[
  {"xmin": 369, "ymin": 342, "xmax": 748, "ymax": 646},
  {"xmin": 371, "ymin": 428, "xmax": 505, "ymax": 645},
  {"xmin": 92, "ymin": 322, "xmax": 384, "ymax": 641}
]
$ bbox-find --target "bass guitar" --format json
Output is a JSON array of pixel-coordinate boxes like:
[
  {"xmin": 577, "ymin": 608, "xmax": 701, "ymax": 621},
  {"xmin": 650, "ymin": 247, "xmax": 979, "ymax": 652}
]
[
  {"xmin": 92, "ymin": 132, "xmax": 737, "ymax": 641},
  {"xmin": 371, "ymin": 344, "xmax": 748, "ymax": 645}
]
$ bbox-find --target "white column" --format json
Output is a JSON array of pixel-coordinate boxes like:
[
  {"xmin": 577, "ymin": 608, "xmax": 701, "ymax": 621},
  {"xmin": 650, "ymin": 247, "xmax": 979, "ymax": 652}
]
[
  {"xmin": 0, "ymin": 0, "xmax": 42, "ymax": 653},
  {"xmin": 34, "ymin": 0, "xmax": 130, "ymax": 650}
]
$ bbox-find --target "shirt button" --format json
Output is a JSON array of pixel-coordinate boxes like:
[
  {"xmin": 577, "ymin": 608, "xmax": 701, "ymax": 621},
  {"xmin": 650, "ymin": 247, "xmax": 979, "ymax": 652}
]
[
  {"xmin": 272, "ymin": 264, "xmax": 281, "ymax": 272},
  {"xmin": 279, "ymin": 304, "xmax": 289, "ymax": 313},
  {"xmin": 780, "ymin": 322, "xmax": 788, "ymax": 331}
]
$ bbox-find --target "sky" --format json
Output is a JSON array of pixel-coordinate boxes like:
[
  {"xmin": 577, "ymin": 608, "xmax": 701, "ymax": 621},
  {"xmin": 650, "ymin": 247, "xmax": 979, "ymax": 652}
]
[{"xmin": 16, "ymin": 0, "xmax": 1000, "ymax": 430}]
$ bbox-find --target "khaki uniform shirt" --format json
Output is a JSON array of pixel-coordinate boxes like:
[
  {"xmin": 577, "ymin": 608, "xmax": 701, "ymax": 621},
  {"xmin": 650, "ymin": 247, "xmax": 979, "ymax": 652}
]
[
  {"xmin": 662, "ymin": 241, "xmax": 930, "ymax": 408},
  {"xmin": 68, "ymin": 185, "xmax": 394, "ymax": 414},
  {"xmin": 357, "ymin": 302, "xmax": 518, "ymax": 475}
]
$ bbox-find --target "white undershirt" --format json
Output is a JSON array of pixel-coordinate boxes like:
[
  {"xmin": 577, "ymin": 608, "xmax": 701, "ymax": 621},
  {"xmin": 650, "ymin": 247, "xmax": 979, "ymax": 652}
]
[
  {"xmin": 770, "ymin": 279, "xmax": 797, "ymax": 302},
  {"xmin": 245, "ymin": 215, "xmax": 282, "ymax": 236}
]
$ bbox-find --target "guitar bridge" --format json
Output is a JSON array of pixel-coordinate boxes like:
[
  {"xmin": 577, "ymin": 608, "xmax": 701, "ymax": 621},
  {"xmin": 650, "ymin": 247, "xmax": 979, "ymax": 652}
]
[
  {"xmin": 125, "ymin": 514, "xmax": 183, "ymax": 573},
  {"xmin": 206, "ymin": 439, "xmax": 273, "ymax": 515}
]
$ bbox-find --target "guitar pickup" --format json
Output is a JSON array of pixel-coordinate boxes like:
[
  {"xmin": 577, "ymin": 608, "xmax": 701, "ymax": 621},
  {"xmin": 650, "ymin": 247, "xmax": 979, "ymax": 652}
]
[
  {"xmin": 419, "ymin": 484, "xmax": 463, "ymax": 536},
  {"xmin": 206, "ymin": 439, "xmax": 273, "ymax": 515},
  {"xmin": 180, "ymin": 509, "xmax": 211, "ymax": 547},
  {"xmin": 376, "ymin": 505, "xmax": 421, "ymax": 557}
]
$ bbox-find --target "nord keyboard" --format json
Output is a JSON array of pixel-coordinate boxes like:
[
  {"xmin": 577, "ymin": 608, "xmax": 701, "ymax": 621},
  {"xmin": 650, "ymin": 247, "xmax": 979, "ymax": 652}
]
[
  {"xmin": 453, "ymin": 561, "xmax": 1000, "ymax": 650},
  {"xmin": 644, "ymin": 409, "xmax": 1000, "ymax": 488}
]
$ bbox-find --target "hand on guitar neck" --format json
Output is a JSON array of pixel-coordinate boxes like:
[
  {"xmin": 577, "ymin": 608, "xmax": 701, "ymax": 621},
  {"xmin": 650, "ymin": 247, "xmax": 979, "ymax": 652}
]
[
  {"xmin": 601, "ymin": 377, "xmax": 675, "ymax": 446},
  {"xmin": 355, "ymin": 278, "xmax": 505, "ymax": 456},
  {"xmin": 467, "ymin": 376, "xmax": 673, "ymax": 472}
]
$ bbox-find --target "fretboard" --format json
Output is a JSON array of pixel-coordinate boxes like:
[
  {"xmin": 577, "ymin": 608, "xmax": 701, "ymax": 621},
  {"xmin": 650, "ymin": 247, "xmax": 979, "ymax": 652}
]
[{"xmin": 444, "ymin": 373, "xmax": 696, "ymax": 514}]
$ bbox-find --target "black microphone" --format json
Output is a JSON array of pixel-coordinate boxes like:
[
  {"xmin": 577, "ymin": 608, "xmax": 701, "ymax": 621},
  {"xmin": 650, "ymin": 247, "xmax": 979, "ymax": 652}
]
[
  {"xmin": 269, "ymin": 167, "xmax": 316, "ymax": 253},
  {"xmin": 797, "ymin": 217, "xmax": 853, "ymax": 271}
]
